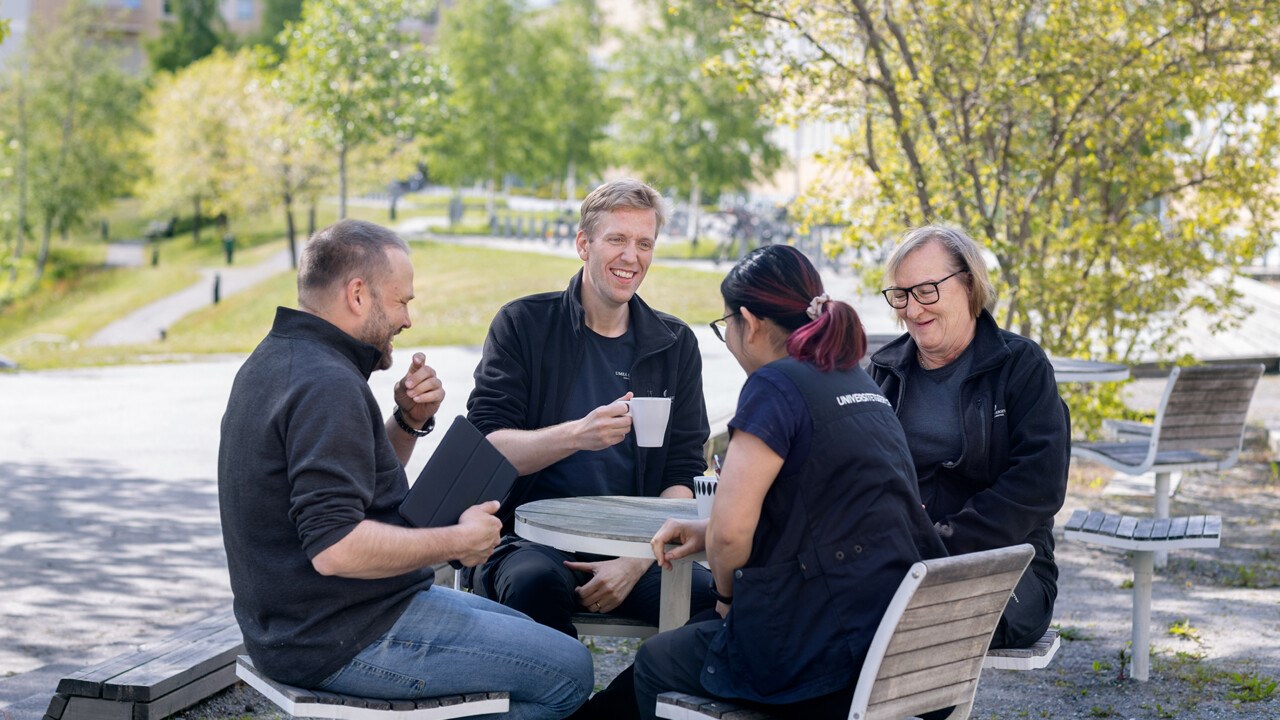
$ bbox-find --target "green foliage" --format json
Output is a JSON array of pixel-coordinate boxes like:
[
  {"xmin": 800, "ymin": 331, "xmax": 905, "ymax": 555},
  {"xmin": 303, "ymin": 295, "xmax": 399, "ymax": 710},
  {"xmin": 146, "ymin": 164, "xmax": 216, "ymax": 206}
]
[
  {"xmin": 1055, "ymin": 625, "xmax": 1085, "ymax": 641},
  {"xmin": 253, "ymin": 0, "xmax": 305, "ymax": 52},
  {"xmin": 429, "ymin": 0, "xmax": 609, "ymax": 207},
  {"xmin": 1226, "ymin": 671, "xmax": 1278, "ymax": 703},
  {"xmin": 0, "ymin": 0, "xmax": 143, "ymax": 288},
  {"xmin": 144, "ymin": 0, "xmax": 230, "ymax": 73},
  {"xmin": 138, "ymin": 49, "xmax": 258, "ymax": 232},
  {"xmin": 277, "ymin": 0, "xmax": 443, "ymax": 217},
  {"xmin": 612, "ymin": 2, "xmax": 782, "ymax": 205},
  {"xmin": 1167, "ymin": 618, "xmax": 1201, "ymax": 642},
  {"xmin": 730, "ymin": 0, "xmax": 1280, "ymax": 371}
]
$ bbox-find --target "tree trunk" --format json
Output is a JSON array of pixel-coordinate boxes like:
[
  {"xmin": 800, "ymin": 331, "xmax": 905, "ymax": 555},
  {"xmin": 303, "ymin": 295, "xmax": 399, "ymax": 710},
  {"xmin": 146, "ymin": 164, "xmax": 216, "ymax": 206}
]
[
  {"xmin": 687, "ymin": 174, "xmax": 701, "ymax": 250},
  {"xmin": 192, "ymin": 193, "xmax": 202, "ymax": 243},
  {"xmin": 35, "ymin": 216, "xmax": 52, "ymax": 282},
  {"xmin": 564, "ymin": 158, "xmax": 577, "ymax": 207},
  {"xmin": 338, "ymin": 144, "xmax": 348, "ymax": 219},
  {"xmin": 9, "ymin": 73, "xmax": 28, "ymax": 291},
  {"xmin": 284, "ymin": 191, "xmax": 297, "ymax": 268},
  {"xmin": 308, "ymin": 203, "xmax": 316, "ymax": 240}
]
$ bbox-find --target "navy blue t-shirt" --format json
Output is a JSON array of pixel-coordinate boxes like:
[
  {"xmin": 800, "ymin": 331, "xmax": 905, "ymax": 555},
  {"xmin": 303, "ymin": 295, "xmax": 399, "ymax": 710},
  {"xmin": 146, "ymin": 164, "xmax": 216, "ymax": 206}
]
[
  {"xmin": 727, "ymin": 366, "xmax": 812, "ymax": 477},
  {"xmin": 531, "ymin": 326, "xmax": 637, "ymax": 501},
  {"xmin": 898, "ymin": 343, "xmax": 973, "ymax": 476}
]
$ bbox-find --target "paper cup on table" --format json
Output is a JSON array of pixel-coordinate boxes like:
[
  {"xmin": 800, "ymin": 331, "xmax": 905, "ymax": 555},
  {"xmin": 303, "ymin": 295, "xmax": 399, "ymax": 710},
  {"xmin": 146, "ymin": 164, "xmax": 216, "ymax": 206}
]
[
  {"xmin": 624, "ymin": 397, "xmax": 673, "ymax": 447},
  {"xmin": 694, "ymin": 475, "xmax": 718, "ymax": 518}
]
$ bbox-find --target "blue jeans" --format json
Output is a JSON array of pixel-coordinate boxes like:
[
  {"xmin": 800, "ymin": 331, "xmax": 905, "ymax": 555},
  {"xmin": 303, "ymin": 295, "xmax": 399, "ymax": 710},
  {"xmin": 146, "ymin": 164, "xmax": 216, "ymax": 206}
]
[{"xmin": 318, "ymin": 586, "xmax": 592, "ymax": 720}]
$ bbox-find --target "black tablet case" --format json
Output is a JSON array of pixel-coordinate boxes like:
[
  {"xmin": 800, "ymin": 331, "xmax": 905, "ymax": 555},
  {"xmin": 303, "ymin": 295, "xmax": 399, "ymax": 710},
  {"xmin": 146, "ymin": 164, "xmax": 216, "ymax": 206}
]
[{"xmin": 398, "ymin": 415, "xmax": 518, "ymax": 528}]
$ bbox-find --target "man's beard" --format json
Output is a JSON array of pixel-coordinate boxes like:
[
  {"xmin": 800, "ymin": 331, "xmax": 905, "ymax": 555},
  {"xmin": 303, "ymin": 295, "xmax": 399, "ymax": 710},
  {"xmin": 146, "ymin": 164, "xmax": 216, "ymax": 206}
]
[{"xmin": 360, "ymin": 302, "xmax": 396, "ymax": 371}]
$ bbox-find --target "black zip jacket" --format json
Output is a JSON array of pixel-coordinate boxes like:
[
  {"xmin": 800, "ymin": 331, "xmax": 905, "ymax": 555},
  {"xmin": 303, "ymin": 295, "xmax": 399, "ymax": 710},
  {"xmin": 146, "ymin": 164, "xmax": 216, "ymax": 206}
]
[
  {"xmin": 869, "ymin": 310, "xmax": 1069, "ymax": 573},
  {"xmin": 467, "ymin": 271, "xmax": 710, "ymax": 524}
]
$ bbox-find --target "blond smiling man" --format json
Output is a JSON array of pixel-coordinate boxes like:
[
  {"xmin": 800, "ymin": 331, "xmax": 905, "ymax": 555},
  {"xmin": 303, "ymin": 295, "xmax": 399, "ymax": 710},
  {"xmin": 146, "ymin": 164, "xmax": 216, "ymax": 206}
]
[{"xmin": 464, "ymin": 179, "xmax": 715, "ymax": 665}]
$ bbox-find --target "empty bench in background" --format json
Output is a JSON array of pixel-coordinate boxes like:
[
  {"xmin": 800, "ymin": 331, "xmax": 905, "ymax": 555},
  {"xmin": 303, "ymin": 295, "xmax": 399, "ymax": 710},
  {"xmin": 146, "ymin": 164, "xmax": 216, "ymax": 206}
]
[
  {"xmin": 235, "ymin": 657, "xmax": 508, "ymax": 720},
  {"xmin": 47, "ymin": 610, "xmax": 243, "ymax": 720},
  {"xmin": 1064, "ymin": 509, "xmax": 1222, "ymax": 681}
]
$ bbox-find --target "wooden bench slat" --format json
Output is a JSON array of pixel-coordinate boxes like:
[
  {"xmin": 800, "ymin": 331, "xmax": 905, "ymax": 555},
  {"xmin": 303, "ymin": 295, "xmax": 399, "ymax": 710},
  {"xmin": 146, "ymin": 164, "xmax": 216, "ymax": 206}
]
[
  {"xmin": 1116, "ymin": 515, "xmax": 1139, "ymax": 539},
  {"xmin": 1204, "ymin": 515, "xmax": 1222, "ymax": 537},
  {"xmin": 1065, "ymin": 509, "xmax": 1087, "ymax": 531},
  {"xmin": 132, "ymin": 664, "xmax": 237, "ymax": 720},
  {"xmin": 1099, "ymin": 513, "xmax": 1121, "ymax": 536},
  {"xmin": 235, "ymin": 656, "xmax": 510, "ymax": 720},
  {"xmin": 57, "ymin": 610, "xmax": 238, "ymax": 698},
  {"xmin": 104, "ymin": 624, "xmax": 244, "ymax": 701},
  {"xmin": 1083, "ymin": 511, "xmax": 1106, "ymax": 532},
  {"xmin": 1187, "ymin": 515, "xmax": 1205, "ymax": 535}
]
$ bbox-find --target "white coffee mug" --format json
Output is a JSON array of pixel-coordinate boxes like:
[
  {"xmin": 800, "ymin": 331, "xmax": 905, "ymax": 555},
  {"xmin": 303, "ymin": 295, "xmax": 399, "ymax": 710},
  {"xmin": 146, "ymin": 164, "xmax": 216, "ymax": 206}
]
[
  {"xmin": 694, "ymin": 475, "xmax": 718, "ymax": 518},
  {"xmin": 623, "ymin": 397, "xmax": 673, "ymax": 448}
]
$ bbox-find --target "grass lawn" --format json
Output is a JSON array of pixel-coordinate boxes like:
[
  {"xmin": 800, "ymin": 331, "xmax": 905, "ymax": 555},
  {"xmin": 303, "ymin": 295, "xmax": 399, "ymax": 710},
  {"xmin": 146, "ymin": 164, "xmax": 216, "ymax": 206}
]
[
  {"xmin": 0, "ymin": 237, "xmax": 725, "ymax": 369},
  {"xmin": 164, "ymin": 241, "xmax": 725, "ymax": 352}
]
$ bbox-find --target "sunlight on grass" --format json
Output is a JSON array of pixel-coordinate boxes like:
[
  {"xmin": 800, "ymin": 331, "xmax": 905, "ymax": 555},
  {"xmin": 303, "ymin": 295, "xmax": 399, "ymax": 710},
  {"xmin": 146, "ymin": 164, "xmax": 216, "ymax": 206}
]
[{"xmin": 160, "ymin": 241, "xmax": 725, "ymax": 356}]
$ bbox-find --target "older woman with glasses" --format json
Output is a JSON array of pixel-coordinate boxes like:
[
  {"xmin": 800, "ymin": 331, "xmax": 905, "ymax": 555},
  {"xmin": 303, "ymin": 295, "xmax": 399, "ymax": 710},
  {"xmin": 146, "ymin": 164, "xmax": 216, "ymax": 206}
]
[
  {"xmin": 869, "ymin": 225, "xmax": 1070, "ymax": 650},
  {"xmin": 630, "ymin": 244, "xmax": 945, "ymax": 719}
]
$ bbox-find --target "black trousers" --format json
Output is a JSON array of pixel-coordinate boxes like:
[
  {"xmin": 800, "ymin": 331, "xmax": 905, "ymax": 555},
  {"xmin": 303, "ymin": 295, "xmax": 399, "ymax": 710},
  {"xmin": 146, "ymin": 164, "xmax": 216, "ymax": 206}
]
[
  {"xmin": 470, "ymin": 538, "xmax": 715, "ymax": 636},
  {"xmin": 991, "ymin": 561, "xmax": 1056, "ymax": 649},
  {"xmin": 631, "ymin": 611, "xmax": 853, "ymax": 720}
]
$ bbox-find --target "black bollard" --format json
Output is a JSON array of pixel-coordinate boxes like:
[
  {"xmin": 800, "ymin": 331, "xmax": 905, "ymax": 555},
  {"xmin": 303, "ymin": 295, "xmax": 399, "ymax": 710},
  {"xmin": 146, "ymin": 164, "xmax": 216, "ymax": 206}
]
[{"xmin": 213, "ymin": 273, "xmax": 221, "ymax": 304}]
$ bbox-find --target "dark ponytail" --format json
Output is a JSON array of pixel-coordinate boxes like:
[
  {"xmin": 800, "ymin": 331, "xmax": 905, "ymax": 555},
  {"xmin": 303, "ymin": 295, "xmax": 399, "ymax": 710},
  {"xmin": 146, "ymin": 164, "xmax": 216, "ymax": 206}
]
[{"xmin": 720, "ymin": 245, "xmax": 867, "ymax": 371}]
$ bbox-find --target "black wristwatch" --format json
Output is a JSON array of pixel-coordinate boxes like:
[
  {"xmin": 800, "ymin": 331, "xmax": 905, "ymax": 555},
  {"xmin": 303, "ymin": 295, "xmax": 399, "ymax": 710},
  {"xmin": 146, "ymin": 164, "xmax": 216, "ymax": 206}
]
[
  {"xmin": 393, "ymin": 407, "xmax": 435, "ymax": 437},
  {"xmin": 709, "ymin": 581, "xmax": 733, "ymax": 606}
]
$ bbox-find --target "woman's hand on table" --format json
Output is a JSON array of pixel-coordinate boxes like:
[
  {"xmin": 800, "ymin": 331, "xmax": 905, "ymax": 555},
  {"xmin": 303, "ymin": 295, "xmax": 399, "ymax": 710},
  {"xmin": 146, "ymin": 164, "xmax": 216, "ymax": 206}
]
[
  {"xmin": 565, "ymin": 556, "xmax": 651, "ymax": 614},
  {"xmin": 650, "ymin": 517, "xmax": 708, "ymax": 571}
]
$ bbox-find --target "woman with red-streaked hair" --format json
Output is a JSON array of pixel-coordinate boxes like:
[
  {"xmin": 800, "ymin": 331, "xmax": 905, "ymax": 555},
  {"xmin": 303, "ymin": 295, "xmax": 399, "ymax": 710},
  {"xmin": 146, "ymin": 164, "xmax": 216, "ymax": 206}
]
[{"xmin": 631, "ymin": 245, "xmax": 946, "ymax": 719}]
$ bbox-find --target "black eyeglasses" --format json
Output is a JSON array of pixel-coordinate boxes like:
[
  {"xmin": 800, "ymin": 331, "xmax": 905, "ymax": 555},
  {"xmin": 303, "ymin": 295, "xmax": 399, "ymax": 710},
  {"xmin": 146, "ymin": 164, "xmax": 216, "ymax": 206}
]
[
  {"xmin": 709, "ymin": 312, "xmax": 738, "ymax": 343},
  {"xmin": 881, "ymin": 270, "xmax": 967, "ymax": 309}
]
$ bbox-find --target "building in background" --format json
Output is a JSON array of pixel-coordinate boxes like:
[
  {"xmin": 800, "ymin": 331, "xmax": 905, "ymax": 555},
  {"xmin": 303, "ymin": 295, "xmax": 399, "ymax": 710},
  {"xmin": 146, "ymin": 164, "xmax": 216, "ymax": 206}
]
[{"xmin": 0, "ymin": 0, "xmax": 263, "ymax": 73}]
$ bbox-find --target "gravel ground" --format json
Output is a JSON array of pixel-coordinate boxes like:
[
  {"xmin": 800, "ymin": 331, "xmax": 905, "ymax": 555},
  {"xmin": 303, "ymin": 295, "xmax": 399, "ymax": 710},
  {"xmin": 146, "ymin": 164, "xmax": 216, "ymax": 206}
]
[{"xmin": 173, "ymin": 449, "xmax": 1280, "ymax": 720}]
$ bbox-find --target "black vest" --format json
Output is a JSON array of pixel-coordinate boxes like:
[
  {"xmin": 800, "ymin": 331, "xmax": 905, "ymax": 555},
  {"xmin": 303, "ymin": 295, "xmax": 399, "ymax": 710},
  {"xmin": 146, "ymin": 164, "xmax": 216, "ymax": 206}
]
[{"xmin": 702, "ymin": 358, "xmax": 947, "ymax": 704}]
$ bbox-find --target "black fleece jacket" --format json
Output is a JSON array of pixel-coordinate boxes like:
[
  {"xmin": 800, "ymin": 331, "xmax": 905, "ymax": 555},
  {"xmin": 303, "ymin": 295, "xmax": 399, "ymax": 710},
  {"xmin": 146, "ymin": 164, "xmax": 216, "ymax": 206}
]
[
  {"xmin": 218, "ymin": 308, "xmax": 432, "ymax": 688},
  {"xmin": 869, "ymin": 310, "xmax": 1070, "ymax": 576},
  {"xmin": 466, "ymin": 271, "xmax": 710, "ymax": 523}
]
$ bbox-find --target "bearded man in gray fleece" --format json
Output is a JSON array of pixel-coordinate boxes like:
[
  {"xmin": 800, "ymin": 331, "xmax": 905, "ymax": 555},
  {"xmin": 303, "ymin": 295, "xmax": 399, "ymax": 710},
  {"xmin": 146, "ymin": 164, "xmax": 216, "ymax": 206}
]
[{"xmin": 218, "ymin": 219, "xmax": 591, "ymax": 720}]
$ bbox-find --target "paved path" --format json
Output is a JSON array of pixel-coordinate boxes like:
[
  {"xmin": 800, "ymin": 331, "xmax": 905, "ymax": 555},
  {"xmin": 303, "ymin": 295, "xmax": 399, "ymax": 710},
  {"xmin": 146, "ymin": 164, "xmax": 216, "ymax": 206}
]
[{"xmin": 87, "ymin": 250, "xmax": 294, "ymax": 346}]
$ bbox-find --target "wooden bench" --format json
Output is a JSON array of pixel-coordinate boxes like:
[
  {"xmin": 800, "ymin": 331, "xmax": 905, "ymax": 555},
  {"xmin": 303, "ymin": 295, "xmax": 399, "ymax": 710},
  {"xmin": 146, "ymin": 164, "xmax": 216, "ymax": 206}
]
[
  {"xmin": 46, "ymin": 610, "xmax": 244, "ymax": 720},
  {"xmin": 1064, "ymin": 509, "xmax": 1222, "ymax": 681},
  {"xmin": 982, "ymin": 627, "xmax": 1060, "ymax": 671},
  {"xmin": 235, "ymin": 657, "xmax": 509, "ymax": 720},
  {"xmin": 655, "ymin": 544, "xmax": 1035, "ymax": 720},
  {"xmin": 1071, "ymin": 363, "xmax": 1261, "ymax": 567}
]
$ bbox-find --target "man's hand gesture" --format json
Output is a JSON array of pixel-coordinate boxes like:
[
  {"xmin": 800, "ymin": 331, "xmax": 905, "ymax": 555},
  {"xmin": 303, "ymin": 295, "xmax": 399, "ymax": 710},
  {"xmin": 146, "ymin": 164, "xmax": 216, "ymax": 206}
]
[{"xmin": 394, "ymin": 352, "xmax": 444, "ymax": 428}]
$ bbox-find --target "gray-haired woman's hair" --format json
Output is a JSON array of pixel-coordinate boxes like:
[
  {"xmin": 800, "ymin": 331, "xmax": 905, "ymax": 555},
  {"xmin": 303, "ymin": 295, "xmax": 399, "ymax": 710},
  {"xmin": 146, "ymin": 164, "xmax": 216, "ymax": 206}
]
[
  {"xmin": 578, "ymin": 178, "xmax": 667, "ymax": 242},
  {"xmin": 884, "ymin": 225, "xmax": 995, "ymax": 318}
]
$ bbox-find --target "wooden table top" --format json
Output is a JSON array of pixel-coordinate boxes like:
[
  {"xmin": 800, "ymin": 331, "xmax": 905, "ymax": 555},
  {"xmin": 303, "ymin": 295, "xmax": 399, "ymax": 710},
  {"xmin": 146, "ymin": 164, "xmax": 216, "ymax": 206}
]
[{"xmin": 514, "ymin": 496, "xmax": 700, "ymax": 558}]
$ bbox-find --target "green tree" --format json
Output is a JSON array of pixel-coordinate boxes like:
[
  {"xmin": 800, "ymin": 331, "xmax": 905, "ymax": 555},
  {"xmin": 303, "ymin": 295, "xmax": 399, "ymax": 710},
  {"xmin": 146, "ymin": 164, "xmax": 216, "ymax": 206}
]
[
  {"xmin": 238, "ymin": 58, "xmax": 330, "ymax": 267},
  {"xmin": 730, "ymin": 0, "xmax": 1280, "ymax": 371},
  {"xmin": 145, "ymin": 0, "xmax": 229, "ymax": 74},
  {"xmin": 139, "ymin": 48, "xmax": 255, "ymax": 245},
  {"xmin": 277, "ymin": 0, "xmax": 442, "ymax": 218},
  {"xmin": 251, "ymin": 0, "xmax": 304, "ymax": 52},
  {"xmin": 612, "ymin": 2, "xmax": 783, "ymax": 239},
  {"xmin": 430, "ymin": 0, "xmax": 551, "ymax": 214},
  {"xmin": 524, "ymin": 0, "xmax": 610, "ymax": 203},
  {"xmin": 1, "ymin": 1, "xmax": 141, "ymax": 285}
]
